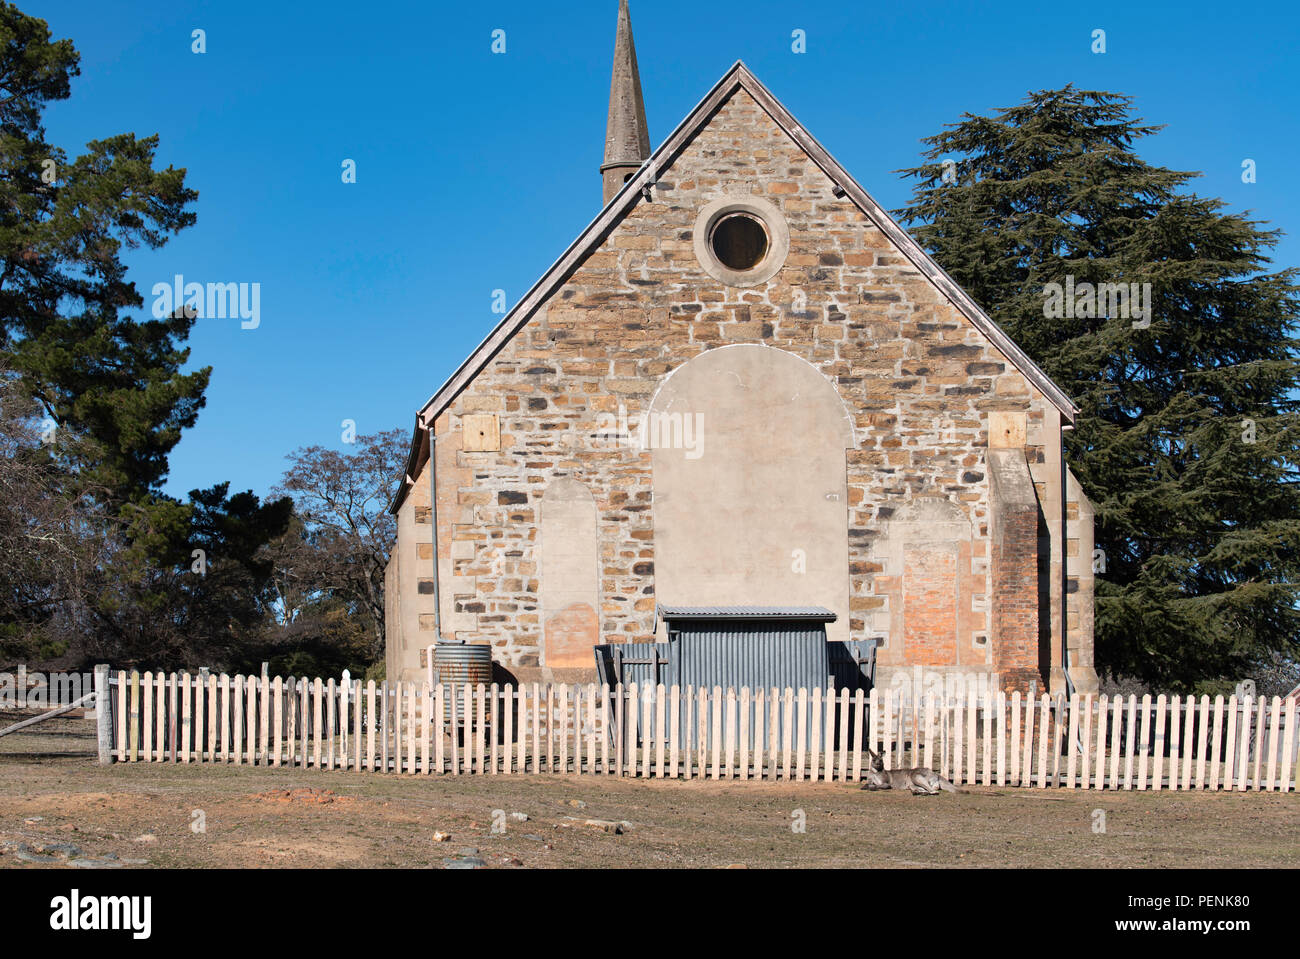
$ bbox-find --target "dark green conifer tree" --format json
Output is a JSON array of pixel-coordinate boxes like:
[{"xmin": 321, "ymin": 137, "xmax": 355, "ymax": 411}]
[
  {"xmin": 0, "ymin": 5, "xmax": 290, "ymax": 667},
  {"xmin": 897, "ymin": 86, "xmax": 1300, "ymax": 691}
]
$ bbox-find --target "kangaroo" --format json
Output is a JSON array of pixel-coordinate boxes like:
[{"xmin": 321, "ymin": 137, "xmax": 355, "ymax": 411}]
[{"xmin": 860, "ymin": 747, "xmax": 965, "ymax": 795}]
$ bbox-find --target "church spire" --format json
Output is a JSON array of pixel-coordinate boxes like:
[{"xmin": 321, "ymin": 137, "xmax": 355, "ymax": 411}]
[{"xmin": 600, "ymin": 0, "xmax": 650, "ymax": 205}]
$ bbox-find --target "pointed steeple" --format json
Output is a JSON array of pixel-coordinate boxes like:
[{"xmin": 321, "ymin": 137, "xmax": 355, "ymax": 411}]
[{"xmin": 600, "ymin": 0, "xmax": 651, "ymax": 205}]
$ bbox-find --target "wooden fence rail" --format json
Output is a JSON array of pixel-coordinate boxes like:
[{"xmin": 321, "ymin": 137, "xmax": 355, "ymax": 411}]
[{"xmin": 99, "ymin": 670, "xmax": 1299, "ymax": 791}]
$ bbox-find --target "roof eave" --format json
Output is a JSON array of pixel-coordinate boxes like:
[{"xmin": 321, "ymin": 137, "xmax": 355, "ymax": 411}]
[{"xmin": 657, "ymin": 604, "xmax": 839, "ymax": 623}]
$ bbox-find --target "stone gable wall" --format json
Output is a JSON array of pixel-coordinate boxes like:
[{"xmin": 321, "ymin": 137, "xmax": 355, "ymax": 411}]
[{"xmin": 389, "ymin": 88, "xmax": 1070, "ymax": 693}]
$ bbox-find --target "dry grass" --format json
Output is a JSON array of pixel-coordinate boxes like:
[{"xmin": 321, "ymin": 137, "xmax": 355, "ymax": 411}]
[{"xmin": 1, "ymin": 744, "xmax": 1296, "ymax": 869}]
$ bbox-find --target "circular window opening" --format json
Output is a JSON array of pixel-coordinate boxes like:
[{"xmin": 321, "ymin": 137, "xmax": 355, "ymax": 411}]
[
  {"xmin": 709, "ymin": 213, "xmax": 769, "ymax": 272},
  {"xmin": 693, "ymin": 197, "xmax": 789, "ymax": 287}
]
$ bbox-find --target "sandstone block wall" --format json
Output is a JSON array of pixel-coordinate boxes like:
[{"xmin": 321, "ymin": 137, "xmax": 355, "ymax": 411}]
[{"xmin": 383, "ymin": 87, "xmax": 1086, "ymax": 693}]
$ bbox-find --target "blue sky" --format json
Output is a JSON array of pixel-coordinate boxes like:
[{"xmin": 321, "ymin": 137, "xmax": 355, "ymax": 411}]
[{"xmin": 23, "ymin": 0, "xmax": 1300, "ymax": 503}]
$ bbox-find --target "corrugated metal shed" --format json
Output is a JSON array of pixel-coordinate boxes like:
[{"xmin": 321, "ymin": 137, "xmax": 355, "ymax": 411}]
[
  {"xmin": 595, "ymin": 606, "xmax": 874, "ymax": 752},
  {"xmin": 663, "ymin": 617, "xmax": 833, "ymax": 694},
  {"xmin": 598, "ymin": 606, "xmax": 865, "ymax": 691}
]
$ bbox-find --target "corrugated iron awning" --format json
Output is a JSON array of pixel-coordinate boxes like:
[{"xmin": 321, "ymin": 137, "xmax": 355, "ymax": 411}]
[{"xmin": 656, "ymin": 604, "xmax": 837, "ymax": 623}]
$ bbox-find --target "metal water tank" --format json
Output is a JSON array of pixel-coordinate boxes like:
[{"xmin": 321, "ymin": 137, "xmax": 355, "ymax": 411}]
[{"xmin": 431, "ymin": 641, "xmax": 493, "ymax": 723}]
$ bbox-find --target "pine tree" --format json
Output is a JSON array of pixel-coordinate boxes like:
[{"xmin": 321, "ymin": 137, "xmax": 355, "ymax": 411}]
[
  {"xmin": 897, "ymin": 86, "xmax": 1300, "ymax": 692},
  {"xmin": 0, "ymin": 6, "xmax": 206, "ymax": 503},
  {"xmin": 0, "ymin": 5, "xmax": 290, "ymax": 668}
]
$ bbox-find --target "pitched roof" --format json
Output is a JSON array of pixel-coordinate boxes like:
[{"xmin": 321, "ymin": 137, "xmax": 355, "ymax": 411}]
[{"xmin": 393, "ymin": 61, "xmax": 1078, "ymax": 511}]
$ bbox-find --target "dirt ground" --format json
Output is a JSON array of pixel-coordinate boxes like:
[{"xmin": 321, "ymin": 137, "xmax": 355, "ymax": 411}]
[{"xmin": 1, "ymin": 717, "xmax": 1297, "ymax": 869}]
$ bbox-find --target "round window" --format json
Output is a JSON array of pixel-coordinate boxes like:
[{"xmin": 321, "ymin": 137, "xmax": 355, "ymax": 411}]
[
  {"xmin": 693, "ymin": 196, "xmax": 790, "ymax": 288},
  {"xmin": 709, "ymin": 213, "xmax": 769, "ymax": 272}
]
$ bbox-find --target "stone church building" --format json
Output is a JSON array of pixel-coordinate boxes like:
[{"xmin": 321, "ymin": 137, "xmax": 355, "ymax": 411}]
[{"xmin": 385, "ymin": 2, "xmax": 1099, "ymax": 697}]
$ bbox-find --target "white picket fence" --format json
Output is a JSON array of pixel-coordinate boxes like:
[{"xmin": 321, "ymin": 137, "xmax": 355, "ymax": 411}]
[{"xmin": 102, "ymin": 670, "xmax": 1299, "ymax": 791}]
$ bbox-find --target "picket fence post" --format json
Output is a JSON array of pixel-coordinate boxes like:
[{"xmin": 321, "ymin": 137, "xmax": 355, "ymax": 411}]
[
  {"xmin": 982, "ymin": 688, "xmax": 993, "ymax": 787},
  {"xmin": 168, "ymin": 673, "xmax": 178, "ymax": 763},
  {"xmin": 597, "ymin": 683, "xmax": 609, "ymax": 777},
  {"xmin": 1223, "ymin": 695, "xmax": 1239, "ymax": 793},
  {"xmin": 736, "ymin": 687, "xmax": 747, "ymax": 781},
  {"xmin": 155, "ymin": 672, "xmax": 166, "ymax": 761},
  {"xmin": 1209, "ymin": 695, "xmax": 1225, "ymax": 790},
  {"xmin": 1079, "ymin": 694, "xmax": 1093, "ymax": 790},
  {"xmin": 1167, "ymin": 695, "xmax": 1181, "ymax": 790},
  {"xmin": 1152, "ymin": 694, "xmax": 1167, "ymax": 791},
  {"xmin": 1280, "ymin": 697, "xmax": 1296, "ymax": 792},
  {"xmin": 142, "ymin": 672, "xmax": 155, "ymax": 764},
  {"xmin": 952, "ymin": 692, "xmax": 964, "ymax": 786},
  {"xmin": 1136, "ymin": 694, "xmax": 1152, "ymax": 790},
  {"xmin": 1010, "ymin": 691, "xmax": 1022, "ymax": 787},
  {"xmin": 966, "ymin": 685, "xmax": 978, "ymax": 785},
  {"xmin": 995, "ymin": 691, "xmax": 1006, "ymax": 787},
  {"xmin": 1264, "ymin": 696, "xmax": 1279, "ymax": 791},
  {"xmin": 849, "ymin": 689, "xmax": 863, "ymax": 783},
  {"xmin": 1036, "ymin": 695, "xmax": 1049, "ymax": 788}
]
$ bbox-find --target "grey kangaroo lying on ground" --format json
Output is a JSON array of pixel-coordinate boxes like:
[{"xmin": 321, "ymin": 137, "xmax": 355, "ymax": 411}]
[{"xmin": 860, "ymin": 747, "xmax": 966, "ymax": 795}]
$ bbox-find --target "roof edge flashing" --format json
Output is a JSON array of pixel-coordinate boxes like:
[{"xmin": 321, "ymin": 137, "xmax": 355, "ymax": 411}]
[{"xmin": 656, "ymin": 604, "xmax": 838, "ymax": 623}]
